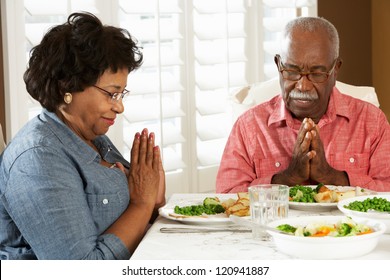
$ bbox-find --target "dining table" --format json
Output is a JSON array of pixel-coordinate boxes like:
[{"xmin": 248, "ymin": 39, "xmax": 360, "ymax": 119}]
[{"xmin": 131, "ymin": 193, "xmax": 390, "ymax": 260}]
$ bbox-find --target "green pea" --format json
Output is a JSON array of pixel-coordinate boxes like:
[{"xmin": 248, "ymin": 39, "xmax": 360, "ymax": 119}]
[{"xmin": 345, "ymin": 196, "xmax": 390, "ymax": 212}]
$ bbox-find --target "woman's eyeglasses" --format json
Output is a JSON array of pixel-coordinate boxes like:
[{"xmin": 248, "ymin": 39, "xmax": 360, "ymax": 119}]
[{"xmin": 93, "ymin": 85, "xmax": 130, "ymax": 103}]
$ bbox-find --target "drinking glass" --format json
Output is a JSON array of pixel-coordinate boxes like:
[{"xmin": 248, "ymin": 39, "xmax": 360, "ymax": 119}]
[{"xmin": 248, "ymin": 184, "xmax": 289, "ymax": 240}]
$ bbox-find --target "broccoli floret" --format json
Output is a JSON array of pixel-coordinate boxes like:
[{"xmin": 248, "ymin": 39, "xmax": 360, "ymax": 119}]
[
  {"xmin": 202, "ymin": 204, "xmax": 225, "ymax": 215},
  {"xmin": 276, "ymin": 224, "xmax": 297, "ymax": 233},
  {"xmin": 292, "ymin": 189, "xmax": 303, "ymax": 200},
  {"xmin": 203, "ymin": 197, "xmax": 224, "ymax": 214},
  {"xmin": 203, "ymin": 197, "xmax": 221, "ymax": 206},
  {"xmin": 211, "ymin": 204, "xmax": 225, "ymax": 214},
  {"xmin": 289, "ymin": 186, "xmax": 316, "ymax": 202},
  {"xmin": 338, "ymin": 223, "xmax": 352, "ymax": 236}
]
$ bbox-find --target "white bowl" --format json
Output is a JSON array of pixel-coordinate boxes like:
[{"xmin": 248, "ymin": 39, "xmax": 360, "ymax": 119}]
[
  {"xmin": 337, "ymin": 194, "xmax": 390, "ymax": 233},
  {"xmin": 267, "ymin": 215, "xmax": 386, "ymax": 259}
]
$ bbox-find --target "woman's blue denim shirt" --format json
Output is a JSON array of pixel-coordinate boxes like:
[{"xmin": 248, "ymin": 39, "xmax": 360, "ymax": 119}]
[{"xmin": 0, "ymin": 110, "xmax": 132, "ymax": 259}]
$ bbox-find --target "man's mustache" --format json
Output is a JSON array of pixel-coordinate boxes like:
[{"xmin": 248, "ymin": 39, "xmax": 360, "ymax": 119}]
[{"xmin": 289, "ymin": 90, "xmax": 318, "ymax": 101}]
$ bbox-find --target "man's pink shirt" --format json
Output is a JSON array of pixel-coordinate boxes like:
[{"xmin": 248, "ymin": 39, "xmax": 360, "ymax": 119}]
[{"xmin": 216, "ymin": 88, "xmax": 390, "ymax": 193}]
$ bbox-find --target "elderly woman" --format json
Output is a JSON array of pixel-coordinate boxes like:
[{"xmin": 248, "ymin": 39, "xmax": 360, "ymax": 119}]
[{"xmin": 0, "ymin": 12, "xmax": 165, "ymax": 259}]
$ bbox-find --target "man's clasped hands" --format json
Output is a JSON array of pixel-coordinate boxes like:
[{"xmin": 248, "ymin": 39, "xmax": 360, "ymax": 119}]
[{"xmin": 273, "ymin": 118, "xmax": 349, "ymax": 186}]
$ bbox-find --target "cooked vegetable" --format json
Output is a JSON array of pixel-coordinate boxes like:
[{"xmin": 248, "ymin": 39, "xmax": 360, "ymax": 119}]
[
  {"xmin": 344, "ymin": 197, "xmax": 390, "ymax": 212},
  {"xmin": 289, "ymin": 183, "xmax": 336, "ymax": 203},
  {"xmin": 276, "ymin": 224, "xmax": 297, "ymax": 233},
  {"xmin": 203, "ymin": 197, "xmax": 221, "ymax": 206},
  {"xmin": 315, "ymin": 183, "xmax": 329, "ymax": 193},
  {"xmin": 276, "ymin": 216, "xmax": 373, "ymax": 237},
  {"xmin": 338, "ymin": 223, "xmax": 352, "ymax": 236},
  {"xmin": 289, "ymin": 185, "xmax": 316, "ymax": 203},
  {"xmin": 174, "ymin": 197, "xmax": 225, "ymax": 216},
  {"xmin": 315, "ymin": 183, "xmax": 325, "ymax": 193}
]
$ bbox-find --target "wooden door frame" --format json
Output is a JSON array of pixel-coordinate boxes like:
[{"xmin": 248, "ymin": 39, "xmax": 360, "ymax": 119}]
[{"xmin": 0, "ymin": 1, "xmax": 6, "ymax": 139}]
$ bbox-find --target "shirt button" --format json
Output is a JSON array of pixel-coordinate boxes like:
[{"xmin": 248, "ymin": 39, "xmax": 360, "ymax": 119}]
[
  {"xmin": 275, "ymin": 162, "xmax": 281, "ymax": 168},
  {"xmin": 102, "ymin": 198, "xmax": 109, "ymax": 204},
  {"xmin": 349, "ymin": 157, "xmax": 355, "ymax": 163}
]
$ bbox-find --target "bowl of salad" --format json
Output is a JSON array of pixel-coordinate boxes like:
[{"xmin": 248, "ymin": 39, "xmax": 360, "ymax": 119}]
[
  {"xmin": 266, "ymin": 215, "xmax": 386, "ymax": 259},
  {"xmin": 338, "ymin": 194, "xmax": 390, "ymax": 233}
]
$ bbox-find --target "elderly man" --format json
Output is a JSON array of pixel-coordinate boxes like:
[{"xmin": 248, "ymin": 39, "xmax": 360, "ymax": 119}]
[{"xmin": 216, "ymin": 17, "xmax": 390, "ymax": 193}]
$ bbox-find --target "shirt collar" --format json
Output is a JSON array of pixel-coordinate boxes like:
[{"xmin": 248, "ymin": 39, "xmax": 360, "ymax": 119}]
[
  {"xmin": 40, "ymin": 109, "xmax": 107, "ymax": 164},
  {"xmin": 268, "ymin": 87, "xmax": 350, "ymax": 129}
]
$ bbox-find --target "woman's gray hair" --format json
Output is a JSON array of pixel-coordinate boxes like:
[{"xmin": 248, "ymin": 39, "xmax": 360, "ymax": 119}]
[{"xmin": 282, "ymin": 17, "xmax": 339, "ymax": 59}]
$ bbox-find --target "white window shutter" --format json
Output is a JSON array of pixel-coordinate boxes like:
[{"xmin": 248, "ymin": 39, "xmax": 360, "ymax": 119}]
[
  {"xmin": 192, "ymin": 0, "xmax": 249, "ymax": 192},
  {"xmin": 262, "ymin": 0, "xmax": 318, "ymax": 79},
  {"xmin": 2, "ymin": 0, "xmax": 317, "ymax": 196},
  {"xmin": 118, "ymin": 0, "xmax": 189, "ymax": 195}
]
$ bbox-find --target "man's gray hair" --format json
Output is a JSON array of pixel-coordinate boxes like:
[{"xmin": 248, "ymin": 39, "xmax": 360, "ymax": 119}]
[{"xmin": 282, "ymin": 17, "xmax": 339, "ymax": 59}]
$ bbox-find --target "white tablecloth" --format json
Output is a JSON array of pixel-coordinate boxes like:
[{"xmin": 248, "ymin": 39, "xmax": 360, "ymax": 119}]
[{"xmin": 131, "ymin": 193, "xmax": 390, "ymax": 260}]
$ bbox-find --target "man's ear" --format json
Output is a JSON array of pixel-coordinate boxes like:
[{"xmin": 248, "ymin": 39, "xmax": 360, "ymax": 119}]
[
  {"xmin": 333, "ymin": 58, "xmax": 343, "ymax": 79},
  {"xmin": 274, "ymin": 54, "xmax": 280, "ymax": 68},
  {"xmin": 335, "ymin": 58, "xmax": 343, "ymax": 72}
]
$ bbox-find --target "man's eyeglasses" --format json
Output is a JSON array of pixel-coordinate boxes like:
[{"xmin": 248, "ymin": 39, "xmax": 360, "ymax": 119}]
[
  {"xmin": 93, "ymin": 85, "xmax": 130, "ymax": 103},
  {"xmin": 275, "ymin": 54, "xmax": 338, "ymax": 83}
]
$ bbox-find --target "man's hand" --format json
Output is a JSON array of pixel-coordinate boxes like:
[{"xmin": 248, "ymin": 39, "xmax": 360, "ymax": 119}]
[
  {"xmin": 272, "ymin": 118, "xmax": 349, "ymax": 186},
  {"xmin": 272, "ymin": 118, "xmax": 316, "ymax": 185},
  {"xmin": 309, "ymin": 124, "xmax": 331, "ymax": 181},
  {"xmin": 290, "ymin": 118, "xmax": 316, "ymax": 181},
  {"xmin": 309, "ymin": 123, "xmax": 349, "ymax": 185}
]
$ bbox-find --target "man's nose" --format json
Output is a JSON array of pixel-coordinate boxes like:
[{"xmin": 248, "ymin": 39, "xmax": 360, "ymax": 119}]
[{"xmin": 295, "ymin": 74, "xmax": 314, "ymax": 92}]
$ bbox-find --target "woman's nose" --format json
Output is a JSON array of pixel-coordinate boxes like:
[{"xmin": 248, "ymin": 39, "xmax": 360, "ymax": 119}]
[{"xmin": 112, "ymin": 99, "xmax": 125, "ymax": 114}]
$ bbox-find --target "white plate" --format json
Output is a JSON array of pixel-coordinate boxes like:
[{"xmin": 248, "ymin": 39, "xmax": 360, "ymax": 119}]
[
  {"xmin": 289, "ymin": 185, "xmax": 373, "ymax": 211},
  {"xmin": 159, "ymin": 194, "xmax": 241, "ymax": 225},
  {"xmin": 338, "ymin": 194, "xmax": 390, "ymax": 233},
  {"xmin": 267, "ymin": 215, "xmax": 386, "ymax": 259},
  {"xmin": 289, "ymin": 201, "xmax": 338, "ymax": 211}
]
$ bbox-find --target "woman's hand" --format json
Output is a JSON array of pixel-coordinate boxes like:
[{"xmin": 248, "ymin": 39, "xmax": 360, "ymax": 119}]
[
  {"xmin": 104, "ymin": 128, "xmax": 165, "ymax": 253},
  {"xmin": 115, "ymin": 128, "xmax": 165, "ymax": 210},
  {"xmin": 156, "ymin": 152, "xmax": 166, "ymax": 209},
  {"xmin": 151, "ymin": 153, "xmax": 166, "ymax": 222},
  {"xmin": 128, "ymin": 128, "xmax": 161, "ymax": 208}
]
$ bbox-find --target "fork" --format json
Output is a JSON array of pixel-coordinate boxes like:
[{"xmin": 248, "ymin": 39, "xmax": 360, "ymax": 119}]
[{"xmin": 160, "ymin": 227, "xmax": 251, "ymax": 233}]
